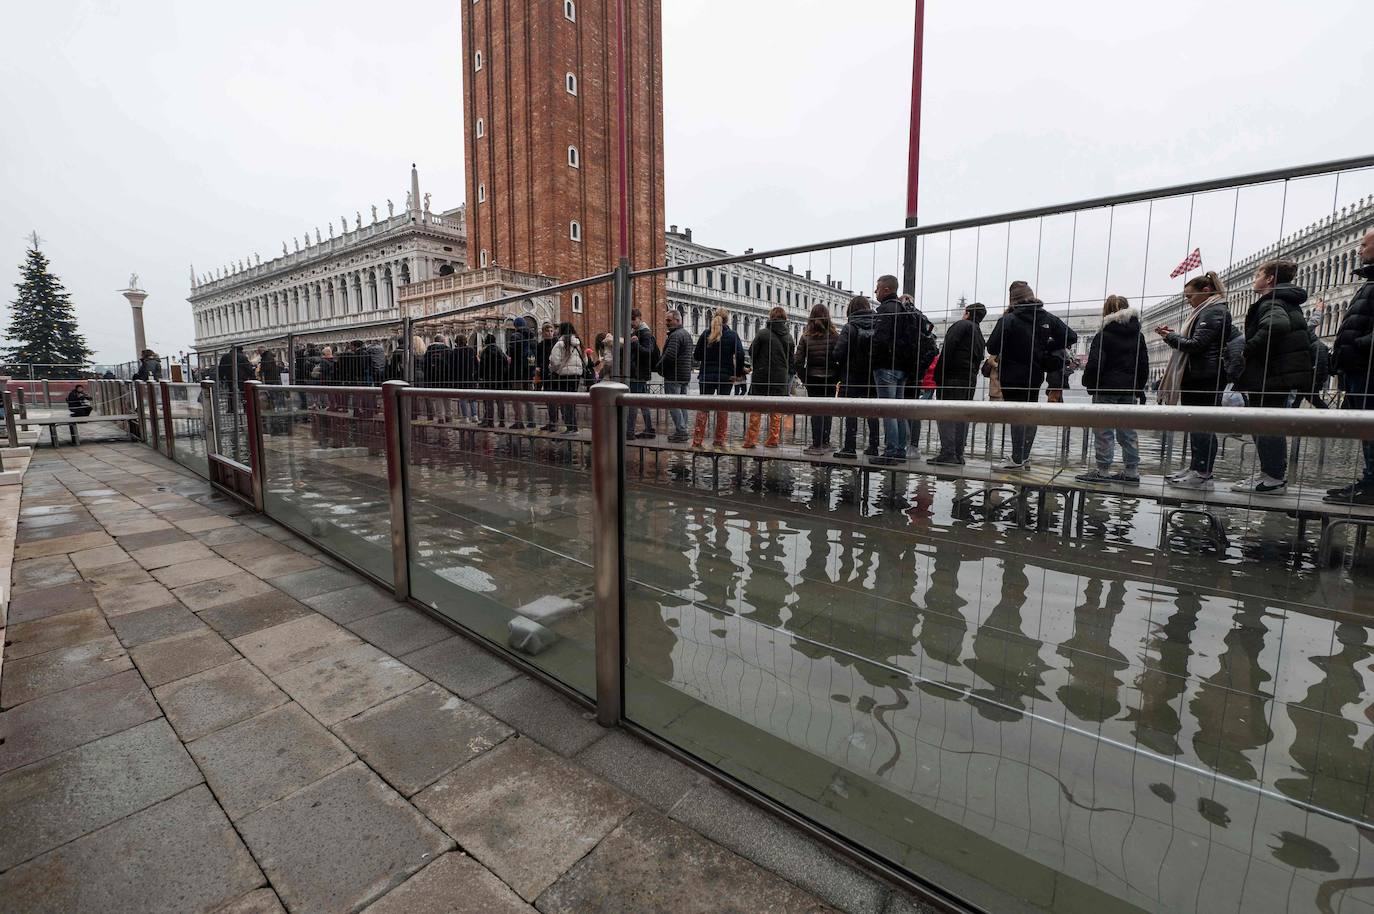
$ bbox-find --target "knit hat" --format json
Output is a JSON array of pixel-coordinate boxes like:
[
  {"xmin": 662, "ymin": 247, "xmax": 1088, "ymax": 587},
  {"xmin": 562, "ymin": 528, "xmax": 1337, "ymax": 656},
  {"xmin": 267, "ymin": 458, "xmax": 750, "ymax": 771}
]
[
  {"xmin": 1009, "ymin": 281, "xmax": 1036, "ymax": 305},
  {"xmin": 513, "ymin": 317, "xmax": 526, "ymax": 329}
]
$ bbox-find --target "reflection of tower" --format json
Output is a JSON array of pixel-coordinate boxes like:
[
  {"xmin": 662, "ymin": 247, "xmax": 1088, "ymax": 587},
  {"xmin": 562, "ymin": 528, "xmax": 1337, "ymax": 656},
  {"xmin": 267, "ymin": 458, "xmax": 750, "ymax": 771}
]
[
  {"xmin": 121, "ymin": 277, "xmax": 148, "ymax": 355},
  {"xmin": 460, "ymin": 0, "xmax": 666, "ymax": 339}
]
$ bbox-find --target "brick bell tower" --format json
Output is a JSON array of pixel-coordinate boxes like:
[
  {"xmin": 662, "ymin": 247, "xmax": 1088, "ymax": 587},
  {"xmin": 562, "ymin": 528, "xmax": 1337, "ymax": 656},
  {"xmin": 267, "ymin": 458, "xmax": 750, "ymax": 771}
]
[{"xmin": 460, "ymin": 0, "xmax": 666, "ymax": 342}]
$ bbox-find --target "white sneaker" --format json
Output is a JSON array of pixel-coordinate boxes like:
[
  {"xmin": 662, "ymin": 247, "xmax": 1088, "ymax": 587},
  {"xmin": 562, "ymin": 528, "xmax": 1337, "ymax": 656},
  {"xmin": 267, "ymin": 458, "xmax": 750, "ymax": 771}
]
[
  {"xmin": 1171, "ymin": 471, "xmax": 1214, "ymax": 490},
  {"xmin": 1230, "ymin": 475, "xmax": 1259, "ymax": 493},
  {"xmin": 1234, "ymin": 474, "xmax": 1287, "ymax": 495},
  {"xmin": 1000, "ymin": 459, "xmax": 1029, "ymax": 471},
  {"xmin": 1165, "ymin": 468, "xmax": 1192, "ymax": 482}
]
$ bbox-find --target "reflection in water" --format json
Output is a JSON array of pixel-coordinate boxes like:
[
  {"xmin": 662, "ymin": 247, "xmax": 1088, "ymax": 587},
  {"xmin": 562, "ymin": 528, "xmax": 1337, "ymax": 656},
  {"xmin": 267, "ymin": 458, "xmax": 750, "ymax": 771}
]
[
  {"xmin": 1189, "ymin": 599, "xmax": 1274, "ymax": 782},
  {"xmin": 964, "ymin": 559, "xmax": 1051, "ymax": 722},
  {"xmin": 1056, "ymin": 578, "xmax": 1129, "ymax": 724},
  {"xmin": 1125, "ymin": 587, "xmax": 1200, "ymax": 758}
]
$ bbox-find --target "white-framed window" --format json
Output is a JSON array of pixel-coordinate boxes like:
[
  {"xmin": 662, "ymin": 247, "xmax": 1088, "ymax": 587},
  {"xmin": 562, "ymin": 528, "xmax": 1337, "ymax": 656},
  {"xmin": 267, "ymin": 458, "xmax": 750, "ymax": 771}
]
[
  {"xmin": 570, "ymin": 220, "xmax": 582, "ymax": 242},
  {"xmin": 567, "ymin": 145, "xmax": 580, "ymax": 168},
  {"xmin": 572, "ymin": 292, "xmax": 583, "ymax": 313},
  {"xmin": 564, "ymin": 0, "xmax": 576, "ymax": 21},
  {"xmin": 476, "ymin": 117, "xmax": 485, "ymax": 138},
  {"xmin": 565, "ymin": 72, "xmax": 577, "ymax": 95},
  {"xmin": 474, "ymin": 51, "xmax": 483, "ymax": 71},
  {"xmin": 480, "ymin": 249, "xmax": 488, "ymax": 267},
  {"xmin": 478, "ymin": 183, "xmax": 486, "ymax": 203}
]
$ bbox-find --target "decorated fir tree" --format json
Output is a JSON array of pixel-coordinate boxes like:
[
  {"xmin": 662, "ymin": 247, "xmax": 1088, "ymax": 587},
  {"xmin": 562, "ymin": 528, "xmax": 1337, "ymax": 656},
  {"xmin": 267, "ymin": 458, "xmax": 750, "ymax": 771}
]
[{"xmin": 4, "ymin": 233, "xmax": 91, "ymax": 378}]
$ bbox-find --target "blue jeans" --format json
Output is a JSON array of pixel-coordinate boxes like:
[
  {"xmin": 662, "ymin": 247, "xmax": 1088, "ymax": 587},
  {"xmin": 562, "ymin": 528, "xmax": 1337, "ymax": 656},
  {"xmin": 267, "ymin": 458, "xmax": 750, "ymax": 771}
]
[
  {"xmin": 874, "ymin": 368, "xmax": 909, "ymax": 457},
  {"xmin": 626, "ymin": 380, "xmax": 653, "ymax": 434},
  {"xmin": 663, "ymin": 381, "xmax": 688, "ymax": 435},
  {"xmin": 1344, "ymin": 374, "xmax": 1374, "ymax": 485},
  {"xmin": 1092, "ymin": 392, "xmax": 1139, "ymax": 473}
]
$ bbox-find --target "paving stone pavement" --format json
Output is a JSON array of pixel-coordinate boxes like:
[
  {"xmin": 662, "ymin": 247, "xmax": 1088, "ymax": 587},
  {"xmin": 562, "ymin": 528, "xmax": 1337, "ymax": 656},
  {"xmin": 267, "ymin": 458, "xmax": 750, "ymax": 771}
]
[{"xmin": 0, "ymin": 443, "xmax": 938, "ymax": 914}]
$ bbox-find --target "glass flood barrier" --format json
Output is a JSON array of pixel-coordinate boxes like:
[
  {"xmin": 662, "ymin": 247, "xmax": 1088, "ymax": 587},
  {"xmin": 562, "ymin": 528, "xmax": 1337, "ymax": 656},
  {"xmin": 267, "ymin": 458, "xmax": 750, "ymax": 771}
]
[
  {"xmin": 403, "ymin": 389, "xmax": 598, "ymax": 699},
  {"xmin": 164, "ymin": 382, "xmax": 209, "ymax": 479},
  {"xmin": 620, "ymin": 396, "xmax": 1374, "ymax": 914},
  {"xmin": 257, "ymin": 386, "xmax": 393, "ymax": 584}
]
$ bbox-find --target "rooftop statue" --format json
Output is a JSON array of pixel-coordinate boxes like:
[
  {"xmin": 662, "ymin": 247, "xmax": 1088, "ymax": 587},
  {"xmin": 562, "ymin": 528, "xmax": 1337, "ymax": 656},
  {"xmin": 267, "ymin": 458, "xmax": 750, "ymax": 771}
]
[
  {"xmin": 371, "ymin": 204, "xmax": 378, "ymax": 223},
  {"xmin": 387, "ymin": 199, "xmax": 395, "ymax": 217},
  {"xmin": 127, "ymin": 272, "xmax": 140, "ymax": 290}
]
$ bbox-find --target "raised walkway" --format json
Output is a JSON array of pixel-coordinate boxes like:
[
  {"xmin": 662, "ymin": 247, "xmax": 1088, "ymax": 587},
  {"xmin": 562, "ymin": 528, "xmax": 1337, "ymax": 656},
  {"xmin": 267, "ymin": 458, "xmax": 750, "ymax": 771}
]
[{"xmin": 0, "ymin": 442, "xmax": 934, "ymax": 914}]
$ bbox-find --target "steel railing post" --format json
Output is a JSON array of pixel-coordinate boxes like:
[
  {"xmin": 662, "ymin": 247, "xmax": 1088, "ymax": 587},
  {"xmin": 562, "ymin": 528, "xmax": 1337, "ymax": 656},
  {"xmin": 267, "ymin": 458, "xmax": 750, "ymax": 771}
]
[
  {"xmin": 132, "ymin": 382, "xmax": 146, "ymax": 443},
  {"xmin": 381, "ymin": 381, "xmax": 411, "ymax": 600},
  {"xmin": 160, "ymin": 380, "xmax": 175, "ymax": 459},
  {"xmin": 201, "ymin": 380, "xmax": 219, "ymax": 457},
  {"xmin": 146, "ymin": 382, "xmax": 162, "ymax": 453},
  {"xmin": 591, "ymin": 381, "xmax": 628, "ymax": 726},
  {"xmin": 41, "ymin": 378, "xmax": 51, "ymax": 409},
  {"xmin": 401, "ymin": 316, "xmax": 414, "ymax": 384},
  {"xmin": 16, "ymin": 387, "xmax": 27, "ymax": 431},
  {"xmin": 243, "ymin": 381, "xmax": 265, "ymax": 512},
  {"xmin": 4, "ymin": 391, "xmax": 18, "ymax": 448}
]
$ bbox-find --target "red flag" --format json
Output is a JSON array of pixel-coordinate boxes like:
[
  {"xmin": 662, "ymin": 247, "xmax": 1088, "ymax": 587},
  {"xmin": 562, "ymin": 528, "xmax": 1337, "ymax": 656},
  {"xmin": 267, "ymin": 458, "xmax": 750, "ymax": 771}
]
[{"xmin": 1170, "ymin": 248, "xmax": 1202, "ymax": 279}]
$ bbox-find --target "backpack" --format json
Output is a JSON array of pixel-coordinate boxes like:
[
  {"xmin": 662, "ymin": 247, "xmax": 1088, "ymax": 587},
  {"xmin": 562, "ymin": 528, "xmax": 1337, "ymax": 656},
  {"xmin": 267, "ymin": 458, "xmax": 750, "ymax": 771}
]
[
  {"xmin": 1223, "ymin": 323, "xmax": 1246, "ymax": 384},
  {"xmin": 1310, "ymin": 331, "xmax": 1332, "ymax": 390},
  {"xmin": 914, "ymin": 310, "xmax": 939, "ymax": 376}
]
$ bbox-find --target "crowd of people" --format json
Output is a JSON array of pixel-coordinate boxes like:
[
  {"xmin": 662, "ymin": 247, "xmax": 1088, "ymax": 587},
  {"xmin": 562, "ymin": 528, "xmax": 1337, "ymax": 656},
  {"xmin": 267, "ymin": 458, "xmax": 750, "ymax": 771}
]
[{"xmin": 226, "ymin": 226, "xmax": 1374, "ymax": 506}]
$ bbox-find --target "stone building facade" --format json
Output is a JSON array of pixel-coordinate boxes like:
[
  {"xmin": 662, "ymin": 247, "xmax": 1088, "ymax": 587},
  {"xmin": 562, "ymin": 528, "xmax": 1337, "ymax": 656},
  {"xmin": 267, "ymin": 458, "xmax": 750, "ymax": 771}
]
[
  {"xmin": 461, "ymin": 0, "xmax": 666, "ymax": 340},
  {"xmin": 1143, "ymin": 195, "xmax": 1374, "ymax": 379}
]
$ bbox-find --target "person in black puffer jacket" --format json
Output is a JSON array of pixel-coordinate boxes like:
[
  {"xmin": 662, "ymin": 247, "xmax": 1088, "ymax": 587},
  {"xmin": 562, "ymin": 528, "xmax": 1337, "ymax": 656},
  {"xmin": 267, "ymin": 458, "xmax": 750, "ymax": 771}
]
[
  {"xmin": 691, "ymin": 307, "xmax": 746, "ymax": 448},
  {"xmin": 743, "ymin": 308, "xmax": 793, "ymax": 449},
  {"xmin": 930, "ymin": 301, "xmax": 987, "ymax": 465},
  {"xmin": 831, "ymin": 296, "xmax": 879, "ymax": 458},
  {"xmin": 985, "ymin": 281, "xmax": 1076, "ymax": 468},
  {"xmin": 658, "ymin": 309, "xmax": 694, "ymax": 441},
  {"xmin": 626, "ymin": 309, "xmax": 659, "ymax": 439},
  {"xmin": 1157, "ymin": 271, "xmax": 1232, "ymax": 489},
  {"xmin": 1077, "ymin": 296, "xmax": 1149, "ymax": 484},
  {"xmin": 793, "ymin": 303, "xmax": 840, "ymax": 454},
  {"xmin": 1233, "ymin": 259, "xmax": 1314, "ymax": 493},
  {"xmin": 477, "ymin": 334, "xmax": 510, "ymax": 427},
  {"xmin": 1327, "ymin": 227, "xmax": 1374, "ymax": 503},
  {"xmin": 505, "ymin": 319, "xmax": 537, "ymax": 429}
]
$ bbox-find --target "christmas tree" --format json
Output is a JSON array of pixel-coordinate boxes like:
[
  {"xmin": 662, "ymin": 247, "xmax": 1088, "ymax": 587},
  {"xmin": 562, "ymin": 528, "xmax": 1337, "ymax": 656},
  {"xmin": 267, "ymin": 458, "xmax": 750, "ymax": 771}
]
[{"xmin": 4, "ymin": 233, "xmax": 92, "ymax": 379}]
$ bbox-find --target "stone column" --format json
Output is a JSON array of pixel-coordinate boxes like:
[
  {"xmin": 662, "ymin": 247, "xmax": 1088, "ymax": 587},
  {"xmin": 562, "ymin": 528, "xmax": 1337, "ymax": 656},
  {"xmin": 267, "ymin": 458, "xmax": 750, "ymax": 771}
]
[{"xmin": 122, "ymin": 287, "xmax": 148, "ymax": 355}]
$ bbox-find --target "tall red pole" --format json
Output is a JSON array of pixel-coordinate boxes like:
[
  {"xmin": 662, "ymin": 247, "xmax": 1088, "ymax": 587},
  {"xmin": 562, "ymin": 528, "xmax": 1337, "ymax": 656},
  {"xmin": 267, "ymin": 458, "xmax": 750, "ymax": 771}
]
[
  {"xmin": 901, "ymin": 0, "xmax": 925, "ymax": 297},
  {"xmin": 615, "ymin": 0, "xmax": 630, "ymax": 261}
]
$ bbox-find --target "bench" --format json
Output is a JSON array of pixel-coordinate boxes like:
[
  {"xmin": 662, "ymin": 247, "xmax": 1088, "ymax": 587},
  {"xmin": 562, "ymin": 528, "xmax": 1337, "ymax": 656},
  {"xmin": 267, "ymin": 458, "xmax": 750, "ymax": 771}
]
[{"xmin": 6, "ymin": 413, "xmax": 141, "ymax": 448}]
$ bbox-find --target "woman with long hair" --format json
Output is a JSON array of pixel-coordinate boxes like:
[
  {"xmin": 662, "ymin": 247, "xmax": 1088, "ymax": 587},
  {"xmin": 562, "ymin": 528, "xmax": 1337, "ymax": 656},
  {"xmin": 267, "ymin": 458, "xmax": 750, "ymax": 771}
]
[
  {"xmin": 794, "ymin": 303, "xmax": 840, "ymax": 455},
  {"xmin": 691, "ymin": 307, "xmax": 745, "ymax": 448},
  {"xmin": 1076, "ymin": 294, "xmax": 1149, "ymax": 484},
  {"xmin": 546, "ymin": 321, "xmax": 585, "ymax": 433},
  {"xmin": 831, "ymin": 296, "xmax": 880, "ymax": 458},
  {"xmin": 1156, "ymin": 270, "xmax": 1231, "ymax": 490}
]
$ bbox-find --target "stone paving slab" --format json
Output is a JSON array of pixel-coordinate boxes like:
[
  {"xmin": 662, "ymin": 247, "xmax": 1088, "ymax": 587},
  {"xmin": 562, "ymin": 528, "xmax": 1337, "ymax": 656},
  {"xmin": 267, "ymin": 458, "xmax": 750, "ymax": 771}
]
[
  {"xmin": 0, "ymin": 669, "xmax": 160, "ymax": 774},
  {"xmin": 67, "ymin": 544, "xmax": 131, "ymax": 573},
  {"xmin": 14, "ymin": 530, "xmax": 115, "ymax": 561},
  {"xmin": 333, "ymin": 681, "xmax": 513, "ymax": 796},
  {"xmin": 131, "ymin": 538, "xmax": 219, "ymax": 569},
  {"xmin": 361, "ymin": 852, "xmax": 535, "ymax": 914},
  {"xmin": 471, "ymin": 675, "xmax": 606, "ymax": 757},
  {"xmin": 10, "ymin": 555, "xmax": 81, "ymax": 593},
  {"xmin": 0, "ymin": 785, "xmax": 263, "ymax": 914},
  {"xmin": 347, "ymin": 606, "xmax": 453, "ymax": 657},
  {"xmin": 151, "ymin": 555, "xmax": 241, "ymax": 589},
  {"xmin": 174, "ymin": 573, "xmax": 275, "ymax": 611},
  {"xmin": 270, "ymin": 566, "xmax": 362, "ymax": 601},
  {"xmin": 175, "ymin": 514, "xmax": 239, "ymax": 533},
  {"xmin": 304, "ymin": 581, "xmax": 401, "ymax": 624},
  {"xmin": 536, "ymin": 809, "xmax": 836, "ymax": 913},
  {"xmin": 232, "ymin": 613, "xmax": 363, "ymax": 676},
  {"xmin": 107, "ymin": 602, "xmax": 208, "ymax": 648},
  {"xmin": 275, "ymin": 642, "xmax": 428, "ymax": 725},
  {"xmin": 96, "ymin": 579, "xmax": 177, "ymax": 615},
  {"xmin": 199, "ymin": 524, "xmax": 272, "ymax": 547},
  {"xmin": 155, "ymin": 658, "xmax": 288, "ymax": 742},
  {"xmin": 0, "ymin": 635, "xmax": 133, "ymax": 709},
  {"xmin": 131, "ymin": 628, "xmax": 240, "ymax": 687},
  {"xmin": 0, "ymin": 718, "xmax": 202, "ymax": 870},
  {"xmin": 6, "ymin": 581, "xmax": 97, "ymax": 624},
  {"xmin": 400, "ymin": 635, "xmax": 520, "ymax": 699},
  {"xmin": 4, "ymin": 607, "xmax": 112, "ymax": 660},
  {"xmin": 79, "ymin": 560, "xmax": 153, "ymax": 588},
  {"xmin": 198, "ymin": 591, "xmax": 314, "ymax": 640},
  {"xmin": 239, "ymin": 761, "xmax": 452, "ymax": 914},
  {"xmin": 214, "ymin": 888, "xmax": 288, "ymax": 914},
  {"xmin": 575, "ymin": 729, "xmax": 704, "ymax": 813},
  {"xmin": 414, "ymin": 737, "xmax": 635, "ymax": 900},
  {"xmin": 115, "ymin": 527, "xmax": 194, "ymax": 552},
  {"xmin": 189, "ymin": 702, "xmax": 354, "ymax": 820}
]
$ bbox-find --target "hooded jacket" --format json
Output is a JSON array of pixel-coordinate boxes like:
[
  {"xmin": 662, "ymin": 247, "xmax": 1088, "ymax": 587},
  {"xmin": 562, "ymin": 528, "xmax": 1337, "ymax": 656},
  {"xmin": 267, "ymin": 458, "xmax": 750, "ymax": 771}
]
[
  {"xmin": 1082, "ymin": 307, "xmax": 1150, "ymax": 398},
  {"xmin": 1335, "ymin": 262, "xmax": 1374, "ymax": 376},
  {"xmin": 478, "ymin": 344, "xmax": 510, "ymax": 388},
  {"xmin": 507, "ymin": 327, "xmax": 537, "ymax": 382},
  {"xmin": 628, "ymin": 324, "xmax": 659, "ymax": 382},
  {"xmin": 1237, "ymin": 283, "xmax": 1315, "ymax": 394},
  {"xmin": 832, "ymin": 310, "xmax": 877, "ymax": 389},
  {"xmin": 985, "ymin": 301, "xmax": 1075, "ymax": 392},
  {"xmin": 693, "ymin": 324, "xmax": 746, "ymax": 384},
  {"xmin": 659, "ymin": 325, "xmax": 695, "ymax": 384},
  {"xmin": 748, "ymin": 317, "xmax": 793, "ymax": 396},
  {"xmin": 934, "ymin": 317, "xmax": 986, "ymax": 390}
]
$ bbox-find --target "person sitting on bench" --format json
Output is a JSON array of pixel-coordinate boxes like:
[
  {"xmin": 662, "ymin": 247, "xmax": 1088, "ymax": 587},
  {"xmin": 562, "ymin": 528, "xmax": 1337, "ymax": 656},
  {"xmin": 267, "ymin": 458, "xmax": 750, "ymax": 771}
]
[{"xmin": 67, "ymin": 385, "xmax": 93, "ymax": 417}]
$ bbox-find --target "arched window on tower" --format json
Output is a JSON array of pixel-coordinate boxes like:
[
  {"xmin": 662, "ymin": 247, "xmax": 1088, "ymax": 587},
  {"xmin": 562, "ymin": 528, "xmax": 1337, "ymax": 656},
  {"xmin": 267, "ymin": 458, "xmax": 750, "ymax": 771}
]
[
  {"xmin": 474, "ymin": 51, "xmax": 483, "ymax": 71},
  {"xmin": 570, "ymin": 220, "xmax": 582, "ymax": 243},
  {"xmin": 568, "ymin": 145, "xmax": 580, "ymax": 168},
  {"xmin": 565, "ymin": 72, "xmax": 578, "ymax": 95},
  {"xmin": 478, "ymin": 183, "xmax": 486, "ymax": 203},
  {"xmin": 479, "ymin": 249, "xmax": 488, "ymax": 268},
  {"xmin": 572, "ymin": 292, "xmax": 584, "ymax": 314},
  {"xmin": 564, "ymin": 0, "xmax": 576, "ymax": 21},
  {"xmin": 476, "ymin": 118, "xmax": 485, "ymax": 138}
]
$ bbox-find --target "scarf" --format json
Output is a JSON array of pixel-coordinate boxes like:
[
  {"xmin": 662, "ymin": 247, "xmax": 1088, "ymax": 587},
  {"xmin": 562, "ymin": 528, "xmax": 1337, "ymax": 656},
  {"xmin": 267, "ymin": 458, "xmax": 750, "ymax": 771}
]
[{"xmin": 1157, "ymin": 294, "xmax": 1223, "ymax": 405}]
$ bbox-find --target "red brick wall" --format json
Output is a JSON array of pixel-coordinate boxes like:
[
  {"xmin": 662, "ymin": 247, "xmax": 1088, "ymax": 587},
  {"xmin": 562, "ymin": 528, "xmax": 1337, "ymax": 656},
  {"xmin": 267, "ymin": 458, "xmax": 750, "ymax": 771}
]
[{"xmin": 461, "ymin": 0, "xmax": 666, "ymax": 344}]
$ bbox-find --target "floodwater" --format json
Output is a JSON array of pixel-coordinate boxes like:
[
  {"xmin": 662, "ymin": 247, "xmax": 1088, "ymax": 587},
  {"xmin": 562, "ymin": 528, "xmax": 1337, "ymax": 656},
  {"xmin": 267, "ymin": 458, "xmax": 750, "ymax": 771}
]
[{"xmin": 254, "ymin": 396, "xmax": 1374, "ymax": 914}]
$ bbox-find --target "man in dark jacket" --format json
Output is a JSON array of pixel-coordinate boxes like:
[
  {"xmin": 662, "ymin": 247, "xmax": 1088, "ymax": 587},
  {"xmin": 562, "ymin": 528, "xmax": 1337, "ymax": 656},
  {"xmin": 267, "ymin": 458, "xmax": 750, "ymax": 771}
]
[
  {"xmin": 832, "ymin": 296, "xmax": 880, "ymax": 459},
  {"xmin": 1234, "ymin": 260, "xmax": 1314, "ymax": 494},
  {"xmin": 505, "ymin": 318, "xmax": 538, "ymax": 429},
  {"xmin": 869, "ymin": 275, "xmax": 917, "ymax": 464},
  {"xmin": 626, "ymin": 309, "xmax": 659, "ymax": 439},
  {"xmin": 1327, "ymin": 227, "xmax": 1374, "ymax": 504},
  {"xmin": 659, "ymin": 309, "xmax": 694, "ymax": 441},
  {"xmin": 986, "ymin": 281, "xmax": 1076, "ymax": 469},
  {"xmin": 422, "ymin": 335, "xmax": 456, "ymax": 422},
  {"xmin": 477, "ymin": 333, "xmax": 510, "ymax": 427},
  {"xmin": 536, "ymin": 322, "xmax": 560, "ymax": 431},
  {"xmin": 930, "ymin": 302, "xmax": 987, "ymax": 465}
]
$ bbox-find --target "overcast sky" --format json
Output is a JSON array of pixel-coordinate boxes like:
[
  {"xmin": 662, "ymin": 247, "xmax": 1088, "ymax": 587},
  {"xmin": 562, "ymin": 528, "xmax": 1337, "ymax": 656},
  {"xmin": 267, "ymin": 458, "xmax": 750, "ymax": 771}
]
[{"xmin": 1, "ymin": 0, "xmax": 1371, "ymax": 363}]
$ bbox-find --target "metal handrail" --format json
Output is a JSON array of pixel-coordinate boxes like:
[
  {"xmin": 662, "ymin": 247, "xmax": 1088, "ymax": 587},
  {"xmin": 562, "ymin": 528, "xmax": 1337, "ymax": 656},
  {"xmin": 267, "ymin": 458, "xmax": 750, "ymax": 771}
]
[
  {"xmin": 413, "ymin": 270, "xmax": 617, "ymax": 325},
  {"xmin": 631, "ymin": 153, "xmax": 1374, "ymax": 278}
]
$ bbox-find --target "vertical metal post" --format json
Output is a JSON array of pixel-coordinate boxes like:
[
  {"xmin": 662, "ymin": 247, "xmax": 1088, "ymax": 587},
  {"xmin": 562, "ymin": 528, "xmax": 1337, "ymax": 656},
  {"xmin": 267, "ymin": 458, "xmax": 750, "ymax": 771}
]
[
  {"xmin": 16, "ymin": 388, "xmax": 27, "ymax": 431},
  {"xmin": 381, "ymin": 380, "xmax": 411, "ymax": 600},
  {"xmin": 201, "ymin": 380, "xmax": 220, "ymax": 457},
  {"xmin": 591, "ymin": 381, "xmax": 628, "ymax": 726},
  {"xmin": 42, "ymin": 379, "xmax": 51, "ymax": 408},
  {"xmin": 401, "ymin": 317, "xmax": 414, "ymax": 384},
  {"xmin": 160, "ymin": 381, "xmax": 175, "ymax": 459},
  {"xmin": 243, "ymin": 380, "xmax": 265, "ymax": 512},
  {"xmin": 900, "ymin": 0, "xmax": 926, "ymax": 297},
  {"xmin": 145, "ymin": 382, "xmax": 161, "ymax": 452},
  {"xmin": 4, "ymin": 391, "xmax": 18, "ymax": 447},
  {"xmin": 613, "ymin": 260, "xmax": 633, "ymax": 381},
  {"xmin": 132, "ymin": 382, "xmax": 146, "ymax": 443}
]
